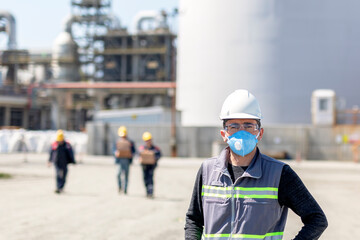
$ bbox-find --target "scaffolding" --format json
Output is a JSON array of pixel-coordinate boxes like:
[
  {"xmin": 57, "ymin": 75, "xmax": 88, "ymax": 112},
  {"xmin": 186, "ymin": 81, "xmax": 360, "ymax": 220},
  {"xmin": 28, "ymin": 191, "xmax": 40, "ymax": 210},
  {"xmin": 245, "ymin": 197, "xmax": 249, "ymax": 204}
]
[
  {"xmin": 94, "ymin": 30, "xmax": 175, "ymax": 82},
  {"xmin": 70, "ymin": 0, "xmax": 112, "ymax": 81},
  {"xmin": 0, "ymin": 3, "xmax": 177, "ymax": 131}
]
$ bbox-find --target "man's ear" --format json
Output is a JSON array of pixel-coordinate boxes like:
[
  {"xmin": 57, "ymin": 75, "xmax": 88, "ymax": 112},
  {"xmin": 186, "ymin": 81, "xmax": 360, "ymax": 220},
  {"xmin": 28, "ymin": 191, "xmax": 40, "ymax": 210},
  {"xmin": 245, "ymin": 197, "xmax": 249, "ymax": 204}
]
[
  {"xmin": 220, "ymin": 130, "xmax": 228, "ymax": 143},
  {"xmin": 257, "ymin": 128, "xmax": 264, "ymax": 141}
]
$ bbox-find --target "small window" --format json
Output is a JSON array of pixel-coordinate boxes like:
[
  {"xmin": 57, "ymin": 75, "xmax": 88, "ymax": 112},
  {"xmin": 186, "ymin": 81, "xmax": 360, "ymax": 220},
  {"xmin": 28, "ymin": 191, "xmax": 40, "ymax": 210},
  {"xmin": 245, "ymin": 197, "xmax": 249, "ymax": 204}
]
[
  {"xmin": 0, "ymin": 107, "xmax": 5, "ymax": 126},
  {"xmin": 319, "ymin": 98, "xmax": 328, "ymax": 111},
  {"xmin": 10, "ymin": 108, "xmax": 23, "ymax": 127}
]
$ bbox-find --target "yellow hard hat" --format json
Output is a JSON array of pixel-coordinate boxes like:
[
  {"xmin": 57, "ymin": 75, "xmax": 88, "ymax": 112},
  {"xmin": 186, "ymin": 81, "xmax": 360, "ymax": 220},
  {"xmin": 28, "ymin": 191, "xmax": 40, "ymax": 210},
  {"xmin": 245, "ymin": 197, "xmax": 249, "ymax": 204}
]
[
  {"xmin": 142, "ymin": 131, "xmax": 152, "ymax": 141},
  {"xmin": 118, "ymin": 126, "xmax": 127, "ymax": 137},
  {"xmin": 56, "ymin": 130, "xmax": 64, "ymax": 141}
]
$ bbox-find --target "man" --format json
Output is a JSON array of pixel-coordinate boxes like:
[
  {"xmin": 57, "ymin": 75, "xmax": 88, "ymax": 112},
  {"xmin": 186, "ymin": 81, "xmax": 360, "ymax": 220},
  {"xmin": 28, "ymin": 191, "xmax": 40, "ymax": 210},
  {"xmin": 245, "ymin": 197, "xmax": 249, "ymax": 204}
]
[
  {"xmin": 48, "ymin": 130, "xmax": 76, "ymax": 194},
  {"xmin": 185, "ymin": 89, "xmax": 328, "ymax": 240},
  {"xmin": 138, "ymin": 131, "xmax": 161, "ymax": 198},
  {"xmin": 114, "ymin": 126, "xmax": 135, "ymax": 194}
]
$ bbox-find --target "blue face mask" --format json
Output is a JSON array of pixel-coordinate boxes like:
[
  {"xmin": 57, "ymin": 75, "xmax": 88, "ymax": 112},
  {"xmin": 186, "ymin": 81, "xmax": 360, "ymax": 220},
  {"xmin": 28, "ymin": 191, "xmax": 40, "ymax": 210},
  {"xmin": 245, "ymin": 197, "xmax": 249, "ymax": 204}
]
[{"xmin": 226, "ymin": 130, "xmax": 259, "ymax": 157}]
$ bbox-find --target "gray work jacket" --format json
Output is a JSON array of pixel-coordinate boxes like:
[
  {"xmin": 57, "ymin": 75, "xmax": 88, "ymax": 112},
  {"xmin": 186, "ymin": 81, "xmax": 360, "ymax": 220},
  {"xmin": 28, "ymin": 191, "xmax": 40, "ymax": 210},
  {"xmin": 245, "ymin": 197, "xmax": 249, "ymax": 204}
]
[{"xmin": 201, "ymin": 148, "xmax": 288, "ymax": 240}]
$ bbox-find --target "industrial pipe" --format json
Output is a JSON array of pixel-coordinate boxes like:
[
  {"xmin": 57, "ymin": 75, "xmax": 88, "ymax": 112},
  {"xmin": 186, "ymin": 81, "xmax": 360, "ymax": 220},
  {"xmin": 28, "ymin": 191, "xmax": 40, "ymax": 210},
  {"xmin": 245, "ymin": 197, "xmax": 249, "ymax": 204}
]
[
  {"xmin": 0, "ymin": 11, "xmax": 17, "ymax": 49},
  {"xmin": 133, "ymin": 10, "xmax": 168, "ymax": 33},
  {"xmin": 62, "ymin": 13, "xmax": 121, "ymax": 36}
]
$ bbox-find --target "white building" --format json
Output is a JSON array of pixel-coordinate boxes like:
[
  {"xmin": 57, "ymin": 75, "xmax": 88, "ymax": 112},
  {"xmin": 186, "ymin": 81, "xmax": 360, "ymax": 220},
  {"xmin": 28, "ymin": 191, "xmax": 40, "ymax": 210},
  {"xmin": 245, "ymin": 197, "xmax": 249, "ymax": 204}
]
[{"xmin": 176, "ymin": 0, "xmax": 360, "ymax": 126}]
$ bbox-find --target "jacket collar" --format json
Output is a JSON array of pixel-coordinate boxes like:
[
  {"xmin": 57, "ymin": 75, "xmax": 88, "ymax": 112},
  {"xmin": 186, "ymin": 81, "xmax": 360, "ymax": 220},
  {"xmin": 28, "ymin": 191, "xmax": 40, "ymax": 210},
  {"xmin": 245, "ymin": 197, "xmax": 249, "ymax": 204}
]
[{"xmin": 214, "ymin": 147, "xmax": 262, "ymax": 179}]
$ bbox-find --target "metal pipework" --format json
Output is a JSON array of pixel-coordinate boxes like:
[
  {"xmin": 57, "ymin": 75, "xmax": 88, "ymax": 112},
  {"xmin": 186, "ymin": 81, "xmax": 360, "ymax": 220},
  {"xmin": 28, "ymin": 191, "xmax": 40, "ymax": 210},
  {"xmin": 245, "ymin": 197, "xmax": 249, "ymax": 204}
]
[
  {"xmin": 62, "ymin": 13, "xmax": 121, "ymax": 36},
  {"xmin": 133, "ymin": 10, "xmax": 168, "ymax": 34},
  {"xmin": 0, "ymin": 11, "xmax": 17, "ymax": 49}
]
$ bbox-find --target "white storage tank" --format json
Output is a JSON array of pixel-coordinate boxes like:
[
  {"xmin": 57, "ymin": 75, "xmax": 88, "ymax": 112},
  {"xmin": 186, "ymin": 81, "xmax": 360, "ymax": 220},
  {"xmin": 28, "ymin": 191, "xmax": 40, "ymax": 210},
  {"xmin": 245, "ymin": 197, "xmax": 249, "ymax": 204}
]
[
  {"xmin": 176, "ymin": 0, "xmax": 360, "ymax": 126},
  {"xmin": 52, "ymin": 31, "xmax": 80, "ymax": 82},
  {"xmin": 311, "ymin": 89, "xmax": 336, "ymax": 126}
]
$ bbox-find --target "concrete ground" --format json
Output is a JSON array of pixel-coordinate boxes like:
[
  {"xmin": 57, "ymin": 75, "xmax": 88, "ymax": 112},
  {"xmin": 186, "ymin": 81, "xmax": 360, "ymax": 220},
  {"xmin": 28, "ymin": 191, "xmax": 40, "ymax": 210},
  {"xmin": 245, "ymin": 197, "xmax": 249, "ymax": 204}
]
[{"xmin": 0, "ymin": 153, "xmax": 359, "ymax": 240}]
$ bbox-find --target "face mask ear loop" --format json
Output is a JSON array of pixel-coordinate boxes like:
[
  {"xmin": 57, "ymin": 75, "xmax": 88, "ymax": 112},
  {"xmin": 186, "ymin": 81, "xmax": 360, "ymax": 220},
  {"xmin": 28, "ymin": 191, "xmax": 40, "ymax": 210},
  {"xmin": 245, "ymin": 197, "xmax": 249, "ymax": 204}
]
[{"xmin": 255, "ymin": 131, "xmax": 260, "ymax": 140}]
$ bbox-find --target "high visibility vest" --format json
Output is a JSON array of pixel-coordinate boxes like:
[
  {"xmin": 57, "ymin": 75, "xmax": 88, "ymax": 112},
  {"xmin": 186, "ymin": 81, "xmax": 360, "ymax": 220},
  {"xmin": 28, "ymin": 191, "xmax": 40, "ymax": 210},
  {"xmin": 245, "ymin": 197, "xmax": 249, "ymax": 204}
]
[{"xmin": 201, "ymin": 148, "xmax": 288, "ymax": 240}]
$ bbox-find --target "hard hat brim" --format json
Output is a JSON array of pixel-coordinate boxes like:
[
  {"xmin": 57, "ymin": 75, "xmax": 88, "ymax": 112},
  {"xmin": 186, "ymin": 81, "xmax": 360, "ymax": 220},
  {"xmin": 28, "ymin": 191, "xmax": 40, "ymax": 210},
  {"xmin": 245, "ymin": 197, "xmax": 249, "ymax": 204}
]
[{"xmin": 220, "ymin": 113, "xmax": 262, "ymax": 120}]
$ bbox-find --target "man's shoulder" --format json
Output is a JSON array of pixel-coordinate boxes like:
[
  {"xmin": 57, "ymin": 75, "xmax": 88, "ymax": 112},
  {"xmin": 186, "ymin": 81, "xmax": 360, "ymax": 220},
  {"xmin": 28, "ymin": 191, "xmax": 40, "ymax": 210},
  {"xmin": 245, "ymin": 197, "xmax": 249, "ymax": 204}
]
[
  {"xmin": 51, "ymin": 141, "xmax": 58, "ymax": 150},
  {"xmin": 65, "ymin": 141, "xmax": 73, "ymax": 149},
  {"xmin": 259, "ymin": 152, "xmax": 287, "ymax": 167},
  {"xmin": 201, "ymin": 156, "xmax": 218, "ymax": 168},
  {"xmin": 127, "ymin": 138, "xmax": 135, "ymax": 146}
]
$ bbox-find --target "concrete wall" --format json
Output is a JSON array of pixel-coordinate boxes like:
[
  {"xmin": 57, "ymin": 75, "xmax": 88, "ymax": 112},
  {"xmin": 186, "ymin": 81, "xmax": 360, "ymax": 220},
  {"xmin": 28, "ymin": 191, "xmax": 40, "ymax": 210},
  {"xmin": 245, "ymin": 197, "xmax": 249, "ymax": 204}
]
[
  {"xmin": 253, "ymin": 125, "xmax": 355, "ymax": 161},
  {"xmin": 86, "ymin": 122, "xmax": 360, "ymax": 161},
  {"xmin": 86, "ymin": 123, "xmax": 223, "ymax": 158}
]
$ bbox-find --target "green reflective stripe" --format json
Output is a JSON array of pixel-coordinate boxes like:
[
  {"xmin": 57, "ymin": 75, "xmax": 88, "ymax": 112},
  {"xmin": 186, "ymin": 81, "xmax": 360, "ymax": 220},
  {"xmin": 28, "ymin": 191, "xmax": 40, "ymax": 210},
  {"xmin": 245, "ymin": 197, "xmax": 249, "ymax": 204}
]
[
  {"xmin": 202, "ymin": 185, "xmax": 278, "ymax": 199},
  {"xmin": 232, "ymin": 231, "xmax": 283, "ymax": 239},
  {"xmin": 202, "ymin": 185, "xmax": 232, "ymax": 198},
  {"xmin": 202, "ymin": 185, "xmax": 278, "ymax": 192},
  {"xmin": 204, "ymin": 232, "xmax": 283, "ymax": 239},
  {"xmin": 234, "ymin": 188, "xmax": 278, "ymax": 198},
  {"xmin": 234, "ymin": 187, "xmax": 278, "ymax": 192},
  {"xmin": 203, "ymin": 185, "xmax": 233, "ymax": 191},
  {"xmin": 204, "ymin": 234, "xmax": 231, "ymax": 238},
  {"xmin": 234, "ymin": 194, "xmax": 278, "ymax": 199},
  {"xmin": 235, "ymin": 191, "xmax": 278, "ymax": 197},
  {"xmin": 202, "ymin": 192, "xmax": 232, "ymax": 198}
]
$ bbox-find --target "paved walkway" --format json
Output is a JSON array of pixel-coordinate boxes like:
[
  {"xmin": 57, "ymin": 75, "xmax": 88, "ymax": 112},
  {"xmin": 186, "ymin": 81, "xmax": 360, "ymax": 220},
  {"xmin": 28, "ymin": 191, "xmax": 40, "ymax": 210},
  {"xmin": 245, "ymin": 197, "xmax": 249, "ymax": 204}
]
[{"xmin": 0, "ymin": 153, "xmax": 360, "ymax": 239}]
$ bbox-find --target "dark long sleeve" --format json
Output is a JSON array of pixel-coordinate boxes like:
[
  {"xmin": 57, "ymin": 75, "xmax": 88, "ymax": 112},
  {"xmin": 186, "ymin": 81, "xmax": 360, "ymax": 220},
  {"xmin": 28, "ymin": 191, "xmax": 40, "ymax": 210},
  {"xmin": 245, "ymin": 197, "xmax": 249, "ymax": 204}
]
[
  {"xmin": 66, "ymin": 144, "xmax": 75, "ymax": 164},
  {"xmin": 278, "ymin": 165, "xmax": 328, "ymax": 240},
  {"xmin": 184, "ymin": 166, "xmax": 204, "ymax": 240},
  {"xmin": 49, "ymin": 147, "xmax": 54, "ymax": 163},
  {"xmin": 185, "ymin": 163, "xmax": 328, "ymax": 240},
  {"xmin": 130, "ymin": 140, "xmax": 136, "ymax": 155}
]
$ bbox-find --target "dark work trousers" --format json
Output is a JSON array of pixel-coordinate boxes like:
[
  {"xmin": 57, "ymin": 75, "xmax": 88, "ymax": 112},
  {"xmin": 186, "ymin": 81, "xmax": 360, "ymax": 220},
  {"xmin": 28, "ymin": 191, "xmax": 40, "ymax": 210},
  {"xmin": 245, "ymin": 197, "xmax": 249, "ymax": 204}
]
[
  {"xmin": 55, "ymin": 167, "xmax": 68, "ymax": 190},
  {"xmin": 142, "ymin": 164, "xmax": 156, "ymax": 195}
]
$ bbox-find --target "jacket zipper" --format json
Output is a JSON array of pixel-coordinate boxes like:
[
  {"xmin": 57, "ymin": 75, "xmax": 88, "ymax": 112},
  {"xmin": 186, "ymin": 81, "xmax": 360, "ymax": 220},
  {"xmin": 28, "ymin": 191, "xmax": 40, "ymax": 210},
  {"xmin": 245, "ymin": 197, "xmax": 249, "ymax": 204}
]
[
  {"xmin": 230, "ymin": 184, "xmax": 235, "ymax": 239},
  {"xmin": 214, "ymin": 169, "xmax": 235, "ymax": 239}
]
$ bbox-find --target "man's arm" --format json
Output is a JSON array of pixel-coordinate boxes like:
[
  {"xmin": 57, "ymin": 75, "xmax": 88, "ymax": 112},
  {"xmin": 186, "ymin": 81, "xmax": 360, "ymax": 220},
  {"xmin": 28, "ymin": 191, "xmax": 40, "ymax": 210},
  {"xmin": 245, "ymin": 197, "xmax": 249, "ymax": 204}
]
[
  {"xmin": 154, "ymin": 146, "xmax": 161, "ymax": 161},
  {"xmin": 279, "ymin": 165, "xmax": 328, "ymax": 240},
  {"xmin": 48, "ymin": 143, "xmax": 55, "ymax": 163},
  {"xmin": 66, "ymin": 143, "xmax": 76, "ymax": 164},
  {"xmin": 130, "ymin": 140, "xmax": 136, "ymax": 155},
  {"xmin": 185, "ymin": 167, "xmax": 204, "ymax": 240},
  {"xmin": 48, "ymin": 147, "xmax": 54, "ymax": 167}
]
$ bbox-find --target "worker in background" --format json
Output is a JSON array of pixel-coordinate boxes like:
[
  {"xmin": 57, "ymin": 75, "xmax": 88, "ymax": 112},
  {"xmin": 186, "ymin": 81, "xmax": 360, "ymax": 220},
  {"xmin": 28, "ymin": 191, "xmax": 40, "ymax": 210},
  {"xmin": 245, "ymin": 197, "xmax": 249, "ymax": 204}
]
[
  {"xmin": 114, "ymin": 126, "xmax": 135, "ymax": 195},
  {"xmin": 138, "ymin": 132, "xmax": 161, "ymax": 198},
  {"xmin": 185, "ymin": 89, "xmax": 328, "ymax": 239},
  {"xmin": 48, "ymin": 130, "xmax": 76, "ymax": 194}
]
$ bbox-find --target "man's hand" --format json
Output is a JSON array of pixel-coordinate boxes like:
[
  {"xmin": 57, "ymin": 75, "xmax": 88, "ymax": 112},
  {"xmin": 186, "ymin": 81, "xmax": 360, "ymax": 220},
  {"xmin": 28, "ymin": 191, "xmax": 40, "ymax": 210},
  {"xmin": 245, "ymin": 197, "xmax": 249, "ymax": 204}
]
[{"xmin": 114, "ymin": 150, "xmax": 120, "ymax": 158}]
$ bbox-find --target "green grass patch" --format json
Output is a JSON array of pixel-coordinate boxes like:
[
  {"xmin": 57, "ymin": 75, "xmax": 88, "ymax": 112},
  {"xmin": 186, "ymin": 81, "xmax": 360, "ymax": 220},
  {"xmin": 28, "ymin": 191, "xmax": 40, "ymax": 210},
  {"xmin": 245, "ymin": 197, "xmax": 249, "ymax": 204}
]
[{"xmin": 0, "ymin": 173, "xmax": 12, "ymax": 179}]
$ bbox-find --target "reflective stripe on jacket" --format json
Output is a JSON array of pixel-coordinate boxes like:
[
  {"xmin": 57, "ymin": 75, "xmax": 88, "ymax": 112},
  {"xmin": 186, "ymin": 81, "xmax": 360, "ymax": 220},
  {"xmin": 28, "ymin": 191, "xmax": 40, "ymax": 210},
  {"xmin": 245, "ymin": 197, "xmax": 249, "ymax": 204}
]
[{"xmin": 201, "ymin": 147, "xmax": 288, "ymax": 240}]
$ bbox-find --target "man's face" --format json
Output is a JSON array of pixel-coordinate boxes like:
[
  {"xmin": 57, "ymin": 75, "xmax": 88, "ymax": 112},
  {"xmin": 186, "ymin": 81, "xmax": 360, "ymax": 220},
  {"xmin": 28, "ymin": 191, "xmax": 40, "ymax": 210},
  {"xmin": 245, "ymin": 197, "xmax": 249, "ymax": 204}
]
[
  {"xmin": 145, "ymin": 139, "xmax": 152, "ymax": 147},
  {"xmin": 220, "ymin": 118, "xmax": 264, "ymax": 142}
]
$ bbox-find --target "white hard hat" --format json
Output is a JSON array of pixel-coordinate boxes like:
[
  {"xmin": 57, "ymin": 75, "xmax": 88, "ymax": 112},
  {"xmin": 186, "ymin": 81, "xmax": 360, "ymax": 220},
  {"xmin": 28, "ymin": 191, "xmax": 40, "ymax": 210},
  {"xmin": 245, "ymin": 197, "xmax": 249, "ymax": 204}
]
[{"xmin": 219, "ymin": 89, "xmax": 262, "ymax": 120}]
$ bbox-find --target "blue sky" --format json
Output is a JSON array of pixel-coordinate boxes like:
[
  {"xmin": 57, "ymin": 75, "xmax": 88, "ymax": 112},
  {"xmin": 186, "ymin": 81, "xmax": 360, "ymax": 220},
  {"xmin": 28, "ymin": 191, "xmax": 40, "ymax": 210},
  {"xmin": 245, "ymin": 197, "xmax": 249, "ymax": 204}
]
[{"xmin": 0, "ymin": 0, "xmax": 178, "ymax": 50}]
